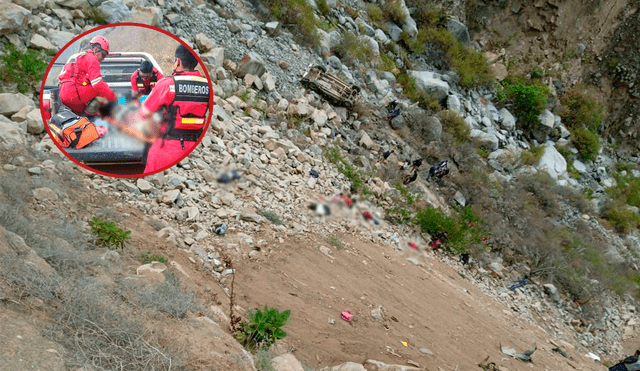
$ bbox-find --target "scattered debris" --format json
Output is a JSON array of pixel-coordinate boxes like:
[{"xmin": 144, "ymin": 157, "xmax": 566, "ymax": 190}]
[
  {"xmin": 309, "ymin": 169, "xmax": 319, "ymax": 178},
  {"xmin": 214, "ymin": 223, "xmax": 228, "ymax": 235},
  {"xmin": 341, "ymin": 310, "xmax": 353, "ymax": 322},
  {"xmin": 585, "ymin": 352, "xmax": 601, "ymax": 363},
  {"xmin": 500, "ymin": 343, "xmax": 536, "ymax": 362},
  {"xmin": 509, "ymin": 276, "xmax": 529, "ymax": 291},
  {"xmin": 552, "ymin": 346, "xmax": 569, "ymax": 358}
]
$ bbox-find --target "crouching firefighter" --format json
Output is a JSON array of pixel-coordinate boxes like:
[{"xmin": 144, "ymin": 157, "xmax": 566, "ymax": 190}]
[
  {"xmin": 58, "ymin": 35, "xmax": 117, "ymax": 116},
  {"xmin": 131, "ymin": 60, "xmax": 163, "ymax": 97},
  {"xmin": 133, "ymin": 43, "xmax": 211, "ymax": 174}
]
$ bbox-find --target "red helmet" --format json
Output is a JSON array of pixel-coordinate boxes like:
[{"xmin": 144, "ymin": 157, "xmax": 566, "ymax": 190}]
[{"xmin": 89, "ymin": 35, "xmax": 110, "ymax": 53}]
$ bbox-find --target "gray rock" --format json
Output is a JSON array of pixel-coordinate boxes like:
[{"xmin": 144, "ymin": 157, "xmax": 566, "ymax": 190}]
[
  {"xmin": 389, "ymin": 114, "xmax": 404, "ymax": 129},
  {"xmin": 262, "ymin": 72, "xmax": 276, "ymax": 92},
  {"xmin": 236, "ymin": 52, "xmax": 266, "ymax": 78},
  {"xmin": 272, "ymin": 354, "xmax": 304, "ymax": 371},
  {"xmin": 0, "ymin": 93, "xmax": 35, "ymax": 117},
  {"xmin": 98, "ymin": 0, "xmax": 132, "ymax": 23},
  {"xmin": 374, "ymin": 28, "xmax": 389, "ymax": 44},
  {"xmin": 543, "ymin": 283, "xmax": 561, "ymax": 304},
  {"xmin": 162, "ymin": 189, "xmax": 181, "ymax": 205},
  {"xmin": 54, "ymin": 0, "xmax": 87, "ymax": 8},
  {"xmin": 265, "ymin": 21, "xmax": 279, "ymax": 35},
  {"xmin": 447, "ymin": 95, "xmax": 461, "ymax": 113},
  {"xmin": 538, "ymin": 109, "xmax": 555, "ymax": 129},
  {"xmin": 327, "ymin": 55, "xmax": 341, "ymax": 70},
  {"xmin": 33, "ymin": 187, "xmax": 58, "ymax": 201},
  {"xmin": 538, "ymin": 143, "xmax": 567, "ymax": 179},
  {"xmin": 408, "ymin": 71, "xmax": 449, "ymax": 101},
  {"xmin": 371, "ymin": 305, "xmax": 384, "ymax": 320},
  {"xmin": 0, "ymin": 2, "xmax": 30, "ymax": 35},
  {"xmin": 380, "ymin": 71, "xmax": 395, "ymax": 83},
  {"xmin": 470, "ymin": 129, "xmax": 499, "ymax": 151},
  {"xmin": 499, "ymin": 108, "xmax": 516, "ymax": 131},
  {"xmin": 195, "ymin": 33, "xmax": 214, "ymax": 52},
  {"xmin": 573, "ymin": 159, "xmax": 587, "ymax": 173},
  {"xmin": 364, "ymin": 359, "xmax": 421, "ymax": 371},
  {"xmin": 358, "ymin": 35, "xmax": 379, "ymax": 57},
  {"xmin": 387, "ymin": 23, "xmax": 403, "ymax": 42},
  {"xmin": 48, "ymin": 29, "xmax": 76, "ymax": 49},
  {"xmin": 201, "ymin": 47, "xmax": 224, "ymax": 70},
  {"xmin": 136, "ymin": 179, "xmax": 153, "ymax": 193},
  {"xmin": 26, "ymin": 109, "xmax": 44, "ymax": 134},
  {"xmin": 421, "ymin": 116, "xmax": 442, "ymax": 142},
  {"xmin": 446, "ymin": 16, "xmax": 470, "ymax": 45},
  {"xmin": 330, "ymin": 362, "xmax": 366, "ymax": 371},
  {"xmin": 454, "ymin": 191, "xmax": 466, "ymax": 207},
  {"xmin": 30, "ymin": 34, "xmax": 56, "ymax": 50},
  {"xmin": 359, "ymin": 131, "xmax": 374, "ymax": 149}
]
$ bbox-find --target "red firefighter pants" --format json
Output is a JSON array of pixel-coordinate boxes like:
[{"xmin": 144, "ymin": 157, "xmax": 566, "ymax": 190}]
[
  {"xmin": 59, "ymin": 82, "xmax": 99, "ymax": 115},
  {"xmin": 144, "ymin": 138, "xmax": 197, "ymax": 174}
]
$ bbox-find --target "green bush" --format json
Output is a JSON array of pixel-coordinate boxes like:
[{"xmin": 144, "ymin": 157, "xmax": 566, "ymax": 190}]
[
  {"xmin": 234, "ymin": 306, "xmax": 290, "ymax": 353},
  {"xmin": 414, "ymin": 206, "xmax": 484, "ymax": 254},
  {"xmin": 366, "ymin": 3, "xmax": 385, "ymax": 23},
  {"xmin": 262, "ymin": 0, "xmax": 320, "ymax": 47},
  {"xmin": 324, "ymin": 144, "xmax": 372, "ymax": 195},
  {"xmin": 559, "ymin": 87, "xmax": 606, "ymax": 132},
  {"xmin": 520, "ymin": 145, "xmax": 545, "ymax": 166},
  {"xmin": 0, "ymin": 44, "xmax": 49, "ymax": 93},
  {"xmin": 317, "ymin": 0, "xmax": 330, "ymax": 15},
  {"xmin": 396, "ymin": 72, "xmax": 441, "ymax": 111},
  {"xmin": 410, "ymin": 2, "xmax": 445, "ymax": 27},
  {"xmin": 381, "ymin": 0, "xmax": 407, "ymax": 24},
  {"xmin": 333, "ymin": 31, "xmax": 376, "ymax": 65},
  {"xmin": 140, "ymin": 252, "xmax": 168, "ymax": 265},
  {"xmin": 440, "ymin": 110, "xmax": 470, "ymax": 142},
  {"xmin": 502, "ymin": 78, "xmax": 549, "ymax": 132},
  {"xmin": 88, "ymin": 217, "xmax": 131, "ymax": 250},
  {"xmin": 571, "ymin": 127, "xmax": 600, "ymax": 161},
  {"xmin": 259, "ymin": 210, "xmax": 284, "ymax": 225}
]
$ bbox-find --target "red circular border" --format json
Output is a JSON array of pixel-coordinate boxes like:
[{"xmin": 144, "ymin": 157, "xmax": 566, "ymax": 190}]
[{"xmin": 39, "ymin": 22, "xmax": 215, "ymax": 179}]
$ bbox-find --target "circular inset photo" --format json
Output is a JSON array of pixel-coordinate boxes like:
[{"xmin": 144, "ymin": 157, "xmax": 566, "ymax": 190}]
[{"xmin": 40, "ymin": 23, "xmax": 213, "ymax": 178}]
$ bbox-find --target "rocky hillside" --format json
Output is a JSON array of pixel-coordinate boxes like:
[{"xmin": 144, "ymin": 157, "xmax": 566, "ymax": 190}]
[{"xmin": 1, "ymin": 0, "xmax": 640, "ymax": 370}]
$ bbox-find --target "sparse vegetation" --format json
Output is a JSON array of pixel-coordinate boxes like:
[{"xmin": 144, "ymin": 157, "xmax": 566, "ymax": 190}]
[
  {"xmin": 88, "ymin": 217, "xmax": 131, "ymax": 250},
  {"xmin": 520, "ymin": 145, "xmax": 545, "ymax": 166},
  {"xmin": 259, "ymin": 210, "xmax": 284, "ymax": 225},
  {"xmin": 84, "ymin": 7, "xmax": 108, "ymax": 24},
  {"xmin": 260, "ymin": 0, "xmax": 321, "ymax": 47},
  {"xmin": 500, "ymin": 75, "xmax": 550, "ymax": 132},
  {"xmin": 136, "ymin": 272, "xmax": 198, "ymax": 318},
  {"xmin": 0, "ymin": 44, "xmax": 49, "ymax": 93},
  {"xmin": 234, "ymin": 306, "xmax": 290, "ymax": 353},
  {"xmin": 317, "ymin": 0, "xmax": 330, "ymax": 15},
  {"xmin": 415, "ymin": 206, "xmax": 485, "ymax": 254},
  {"xmin": 440, "ymin": 110, "xmax": 470, "ymax": 142},
  {"xmin": 140, "ymin": 252, "xmax": 168, "ymax": 265},
  {"xmin": 324, "ymin": 144, "xmax": 372, "ymax": 195},
  {"xmin": 571, "ymin": 127, "xmax": 600, "ymax": 161},
  {"xmin": 329, "ymin": 235, "xmax": 345, "ymax": 249},
  {"xmin": 333, "ymin": 31, "xmax": 376, "ymax": 65},
  {"xmin": 396, "ymin": 72, "xmax": 441, "ymax": 111}
]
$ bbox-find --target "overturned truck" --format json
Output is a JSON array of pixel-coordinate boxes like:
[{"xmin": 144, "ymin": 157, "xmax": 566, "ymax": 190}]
[{"xmin": 300, "ymin": 64, "xmax": 360, "ymax": 108}]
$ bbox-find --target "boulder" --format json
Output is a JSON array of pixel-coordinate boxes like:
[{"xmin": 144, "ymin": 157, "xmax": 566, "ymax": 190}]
[
  {"xmin": 0, "ymin": 2, "xmax": 30, "ymax": 35},
  {"xmin": 397, "ymin": 0, "xmax": 417, "ymax": 38},
  {"xmin": 25, "ymin": 108, "xmax": 44, "ymax": 134},
  {"xmin": 136, "ymin": 262, "xmax": 167, "ymax": 284},
  {"xmin": 131, "ymin": 5, "xmax": 162, "ymax": 27},
  {"xmin": 262, "ymin": 72, "xmax": 276, "ymax": 92},
  {"xmin": 447, "ymin": 94, "xmax": 461, "ymax": 113},
  {"xmin": 236, "ymin": 52, "xmax": 267, "ymax": 78},
  {"xmin": 202, "ymin": 47, "xmax": 225, "ymax": 70},
  {"xmin": 54, "ymin": 0, "xmax": 88, "ymax": 8},
  {"xmin": 195, "ymin": 33, "xmax": 214, "ymax": 52},
  {"xmin": 30, "ymin": 33, "xmax": 56, "ymax": 50},
  {"xmin": 537, "ymin": 143, "xmax": 567, "ymax": 179},
  {"xmin": 0, "ymin": 93, "xmax": 35, "ymax": 117},
  {"xmin": 364, "ymin": 359, "xmax": 421, "ymax": 371},
  {"xmin": 265, "ymin": 21, "xmax": 279, "ymax": 35},
  {"xmin": 98, "ymin": 0, "xmax": 132, "ymax": 23},
  {"xmin": 470, "ymin": 129, "xmax": 499, "ymax": 151},
  {"xmin": 359, "ymin": 130, "xmax": 375, "ymax": 150},
  {"xmin": 408, "ymin": 71, "xmax": 450, "ymax": 101},
  {"xmin": 499, "ymin": 108, "xmax": 516, "ymax": 131},
  {"xmin": 48, "ymin": 29, "xmax": 76, "ymax": 49},
  {"xmin": 10, "ymin": 105, "xmax": 33, "ymax": 122},
  {"xmin": 387, "ymin": 23, "xmax": 403, "ymax": 42},
  {"xmin": 446, "ymin": 16, "xmax": 470, "ymax": 45},
  {"xmin": 330, "ymin": 363, "xmax": 366, "ymax": 371},
  {"xmin": 492, "ymin": 62, "xmax": 508, "ymax": 81},
  {"xmin": 573, "ymin": 159, "xmax": 587, "ymax": 173},
  {"xmin": 538, "ymin": 109, "xmax": 555, "ymax": 129},
  {"xmin": 272, "ymin": 353, "xmax": 305, "ymax": 371}
]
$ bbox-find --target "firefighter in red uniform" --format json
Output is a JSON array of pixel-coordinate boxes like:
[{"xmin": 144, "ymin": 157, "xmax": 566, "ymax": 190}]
[
  {"xmin": 58, "ymin": 35, "xmax": 117, "ymax": 115},
  {"xmin": 131, "ymin": 60, "xmax": 163, "ymax": 98},
  {"xmin": 134, "ymin": 44, "xmax": 210, "ymax": 174}
]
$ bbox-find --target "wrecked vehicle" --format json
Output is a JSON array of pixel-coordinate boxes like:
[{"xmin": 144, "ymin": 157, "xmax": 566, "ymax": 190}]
[{"xmin": 300, "ymin": 64, "xmax": 360, "ymax": 108}]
